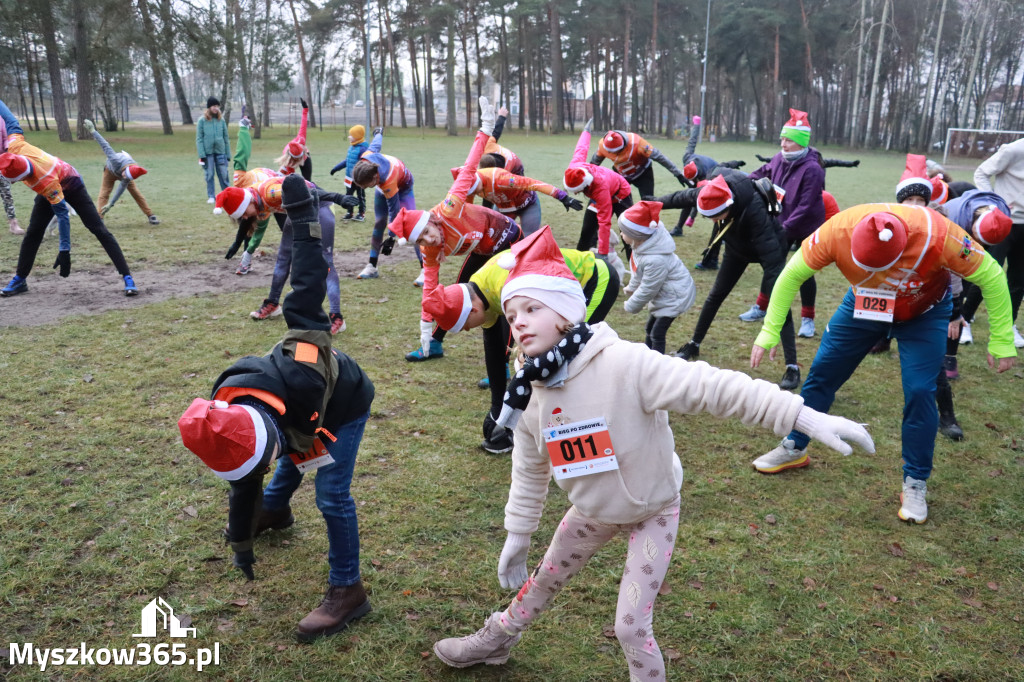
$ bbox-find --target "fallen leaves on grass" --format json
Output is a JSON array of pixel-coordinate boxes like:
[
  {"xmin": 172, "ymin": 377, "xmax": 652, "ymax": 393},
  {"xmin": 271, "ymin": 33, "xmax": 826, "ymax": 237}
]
[{"xmin": 886, "ymin": 542, "xmax": 904, "ymax": 558}]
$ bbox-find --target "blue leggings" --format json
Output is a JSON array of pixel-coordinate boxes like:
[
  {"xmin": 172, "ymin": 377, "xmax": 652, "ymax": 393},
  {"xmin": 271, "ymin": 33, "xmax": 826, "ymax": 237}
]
[
  {"xmin": 267, "ymin": 203, "xmax": 341, "ymax": 314},
  {"xmin": 788, "ymin": 288, "xmax": 951, "ymax": 480}
]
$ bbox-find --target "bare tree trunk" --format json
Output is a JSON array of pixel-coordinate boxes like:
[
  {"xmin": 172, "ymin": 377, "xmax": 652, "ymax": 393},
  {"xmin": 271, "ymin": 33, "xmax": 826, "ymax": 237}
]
[
  {"xmin": 548, "ymin": 1, "xmax": 564, "ymax": 132},
  {"xmin": 136, "ymin": 0, "xmax": 173, "ymax": 134},
  {"xmin": 38, "ymin": 1, "xmax": 73, "ymax": 141},
  {"xmin": 73, "ymin": 0, "xmax": 93, "ymax": 139},
  {"xmin": 865, "ymin": 0, "xmax": 890, "ymax": 148},
  {"xmin": 230, "ymin": 0, "xmax": 258, "ymax": 136},
  {"xmin": 423, "ymin": 33, "xmax": 436, "ymax": 128},
  {"xmin": 459, "ymin": 14, "xmax": 472, "ymax": 129},
  {"xmin": 848, "ymin": 0, "xmax": 869, "ymax": 145},
  {"xmin": 261, "ymin": 0, "xmax": 272, "ymax": 131},
  {"xmin": 160, "ymin": 0, "xmax": 193, "ymax": 125},
  {"xmin": 499, "ymin": 6, "xmax": 510, "ymax": 112},
  {"xmin": 445, "ymin": 23, "xmax": 458, "ymax": 136},
  {"xmin": 964, "ymin": 6, "xmax": 991, "ymax": 128},
  {"xmin": 32, "ymin": 45, "xmax": 49, "ymax": 130},
  {"xmin": 286, "ymin": 0, "xmax": 315, "ymax": 127},
  {"xmin": 22, "ymin": 31, "xmax": 40, "ymax": 131},
  {"xmin": 407, "ymin": 32, "xmax": 422, "ymax": 127},
  {"xmin": 617, "ymin": 10, "xmax": 631, "ymax": 129},
  {"xmin": 517, "ymin": 15, "xmax": 526, "ymax": 130},
  {"xmin": 645, "ymin": 0, "xmax": 658, "ymax": 134}
]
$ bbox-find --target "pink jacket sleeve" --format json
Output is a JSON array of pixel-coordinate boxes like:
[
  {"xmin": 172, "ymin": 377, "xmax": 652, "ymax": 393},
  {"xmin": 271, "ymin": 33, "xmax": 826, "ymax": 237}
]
[
  {"xmin": 450, "ymin": 131, "xmax": 490, "ymax": 201},
  {"xmin": 295, "ymin": 105, "xmax": 308, "ymax": 146},
  {"xmin": 571, "ymin": 129, "xmax": 591, "ymax": 164}
]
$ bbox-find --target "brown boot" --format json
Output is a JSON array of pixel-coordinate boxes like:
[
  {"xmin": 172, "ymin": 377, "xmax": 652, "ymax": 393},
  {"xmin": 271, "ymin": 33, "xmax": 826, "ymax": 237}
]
[
  {"xmin": 224, "ymin": 505, "xmax": 294, "ymax": 540},
  {"xmin": 296, "ymin": 582, "xmax": 371, "ymax": 643}
]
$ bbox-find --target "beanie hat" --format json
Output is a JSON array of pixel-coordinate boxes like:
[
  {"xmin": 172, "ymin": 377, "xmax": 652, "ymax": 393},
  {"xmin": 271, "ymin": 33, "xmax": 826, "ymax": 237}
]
[
  {"xmin": 423, "ymin": 282, "xmax": 475, "ymax": 332},
  {"xmin": 895, "ymin": 154, "xmax": 932, "ymax": 204},
  {"xmin": 124, "ymin": 164, "xmax": 147, "ymax": 182},
  {"xmin": 388, "ymin": 207, "xmax": 431, "ymax": 245},
  {"xmin": 603, "ymin": 131, "xmax": 625, "ymax": 152},
  {"xmin": 0, "ymin": 152, "xmax": 31, "ymax": 181},
  {"xmin": 178, "ymin": 398, "xmax": 279, "ymax": 481},
  {"xmin": 683, "ymin": 161, "xmax": 699, "ymax": 181},
  {"xmin": 851, "ymin": 212, "xmax": 908, "ymax": 272},
  {"xmin": 213, "ymin": 187, "xmax": 252, "ymax": 219},
  {"xmin": 563, "ymin": 166, "xmax": 593, "ymax": 194},
  {"xmin": 207, "ymin": 96, "xmax": 220, "ymax": 108},
  {"xmin": 972, "ymin": 207, "xmax": 1012, "ymax": 246},
  {"xmin": 780, "ymin": 109, "xmax": 811, "ymax": 147},
  {"xmin": 930, "ymin": 176, "xmax": 949, "ymax": 205},
  {"xmin": 500, "ymin": 226, "xmax": 587, "ymax": 325},
  {"xmin": 697, "ymin": 174, "xmax": 734, "ymax": 217},
  {"xmin": 822, "ymin": 190, "xmax": 840, "ymax": 222},
  {"xmin": 348, "ymin": 124, "xmax": 365, "ymax": 144},
  {"xmin": 618, "ymin": 200, "xmax": 664, "ymax": 236}
]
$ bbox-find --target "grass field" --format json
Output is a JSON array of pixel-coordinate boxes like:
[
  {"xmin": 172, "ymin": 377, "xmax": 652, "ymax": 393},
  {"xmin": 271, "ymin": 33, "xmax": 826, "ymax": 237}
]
[{"xmin": 0, "ymin": 123, "xmax": 1022, "ymax": 681}]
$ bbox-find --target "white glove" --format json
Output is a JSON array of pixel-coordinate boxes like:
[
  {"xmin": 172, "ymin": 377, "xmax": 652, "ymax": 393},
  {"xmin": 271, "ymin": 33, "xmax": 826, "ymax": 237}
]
[
  {"xmin": 83, "ymin": 119, "xmax": 96, "ymax": 134},
  {"xmin": 419, "ymin": 319, "xmax": 433, "ymax": 358},
  {"xmin": 794, "ymin": 406, "xmax": 875, "ymax": 456},
  {"xmin": 583, "ymin": 118, "xmax": 593, "ymax": 133},
  {"xmin": 497, "ymin": 532, "xmax": 531, "ymax": 589},
  {"xmin": 479, "ymin": 96, "xmax": 495, "ymax": 137}
]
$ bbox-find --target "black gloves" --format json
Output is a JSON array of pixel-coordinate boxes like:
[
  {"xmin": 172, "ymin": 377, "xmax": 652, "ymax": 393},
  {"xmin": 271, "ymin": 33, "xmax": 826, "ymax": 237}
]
[
  {"xmin": 232, "ymin": 548, "xmax": 256, "ymax": 580},
  {"xmin": 225, "ymin": 223, "xmax": 250, "ymax": 259},
  {"xmin": 339, "ymin": 195, "xmax": 360, "ymax": 208},
  {"xmin": 329, "ymin": 167, "xmax": 338, "ymax": 176},
  {"xmin": 380, "ymin": 234, "xmax": 396, "ymax": 256},
  {"xmin": 53, "ymin": 250, "xmax": 71, "ymax": 278},
  {"xmin": 300, "ymin": 97, "xmax": 308, "ymax": 109},
  {"xmin": 560, "ymin": 195, "xmax": 583, "ymax": 212},
  {"xmin": 315, "ymin": 190, "xmax": 358, "ymax": 208}
]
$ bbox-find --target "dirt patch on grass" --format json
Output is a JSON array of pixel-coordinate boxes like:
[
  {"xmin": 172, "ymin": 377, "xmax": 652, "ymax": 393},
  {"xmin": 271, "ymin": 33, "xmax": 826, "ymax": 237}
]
[{"xmin": 0, "ymin": 246, "xmax": 418, "ymax": 328}]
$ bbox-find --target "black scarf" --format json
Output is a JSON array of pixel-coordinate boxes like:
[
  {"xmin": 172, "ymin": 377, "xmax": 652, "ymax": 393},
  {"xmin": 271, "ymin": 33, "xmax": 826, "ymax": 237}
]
[{"xmin": 495, "ymin": 322, "xmax": 593, "ymax": 430}]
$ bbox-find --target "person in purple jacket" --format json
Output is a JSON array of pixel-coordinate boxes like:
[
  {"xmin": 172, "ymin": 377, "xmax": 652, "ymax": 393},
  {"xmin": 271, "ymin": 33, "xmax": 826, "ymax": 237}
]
[{"xmin": 740, "ymin": 109, "xmax": 826, "ymax": 339}]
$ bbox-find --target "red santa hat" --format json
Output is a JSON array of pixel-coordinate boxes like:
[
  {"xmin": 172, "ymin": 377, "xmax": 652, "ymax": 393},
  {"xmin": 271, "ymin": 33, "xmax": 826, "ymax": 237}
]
[
  {"xmin": 696, "ymin": 174, "xmax": 734, "ymax": 217},
  {"xmin": 930, "ymin": 176, "xmax": 949, "ymax": 204},
  {"xmin": 618, "ymin": 200, "xmax": 664, "ymax": 235},
  {"xmin": 972, "ymin": 207, "xmax": 1013, "ymax": 246},
  {"xmin": 603, "ymin": 131, "xmax": 625, "ymax": 152},
  {"xmin": 286, "ymin": 140, "xmax": 306, "ymax": 159},
  {"xmin": 895, "ymin": 154, "xmax": 932, "ymax": 204},
  {"xmin": 851, "ymin": 212, "xmax": 908, "ymax": 272},
  {"xmin": 0, "ymin": 152, "xmax": 31, "ymax": 181},
  {"xmin": 123, "ymin": 164, "xmax": 147, "ymax": 182},
  {"xmin": 388, "ymin": 207, "xmax": 431, "ymax": 246},
  {"xmin": 177, "ymin": 398, "xmax": 279, "ymax": 481},
  {"xmin": 499, "ymin": 226, "xmax": 587, "ymax": 324},
  {"xmin": 213, "ymin": 187, "xmax": 252, "ymax": 219},
  {"xmin": 563, "ymin": 166, "xmax": 593, "ymax": 194},
  {"xmin": 423, "ymin": 282, "xmax": 475, "ymax": 332},
  {"xmin": 683, "ymin": 161, "xmax": 699, "ymax": 181}
]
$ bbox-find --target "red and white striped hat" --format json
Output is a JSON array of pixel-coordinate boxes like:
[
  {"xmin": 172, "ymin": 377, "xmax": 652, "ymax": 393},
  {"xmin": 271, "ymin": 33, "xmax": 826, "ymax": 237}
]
[
  {"xmin": 178, "ymin": 398, "xmax": 279, "ymax": 481},
  {"xmin": 500, "ymin": 226, "xmax": 586, "ymax": 324}
]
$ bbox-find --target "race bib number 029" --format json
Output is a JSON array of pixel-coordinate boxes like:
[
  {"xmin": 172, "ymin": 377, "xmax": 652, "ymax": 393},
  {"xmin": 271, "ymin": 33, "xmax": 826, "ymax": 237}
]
[
  {"xmin": 853, "ymin": 286, "xmax": 895, "ymax": 322},
  {"xmin": 544, "ymin": 417, "xmax": 619, "ymax": 481}
]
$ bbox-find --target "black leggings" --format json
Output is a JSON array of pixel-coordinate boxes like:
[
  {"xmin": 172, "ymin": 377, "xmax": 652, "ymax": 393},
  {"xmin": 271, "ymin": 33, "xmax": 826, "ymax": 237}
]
[
  {"xmin": 629, "ymin": 165, "xmax": 655, "ymax": 198},
  {"xmin": 18, "ymin": 183, "xmax": 131, "ymax": 278},
  {"xmin": 689, "ymin": 247, "xmax": 797, "ymax": 364},
  {"xmin": 344, "ymin": 184, "xmax": 366, "ymax": 215},
  {"xmin": 645, "ymin": 315, "xmax": 676, "ymax": 354},
  {"xmin": 576, "ymin": 195, "xmax": 634, "ymax": 257}
]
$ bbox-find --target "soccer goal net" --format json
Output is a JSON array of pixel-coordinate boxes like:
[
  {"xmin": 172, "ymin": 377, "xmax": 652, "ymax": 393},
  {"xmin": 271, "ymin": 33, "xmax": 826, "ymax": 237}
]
[{"xmin": 942, "ymin": 128, "xmax": 1024, "ymax": 165}]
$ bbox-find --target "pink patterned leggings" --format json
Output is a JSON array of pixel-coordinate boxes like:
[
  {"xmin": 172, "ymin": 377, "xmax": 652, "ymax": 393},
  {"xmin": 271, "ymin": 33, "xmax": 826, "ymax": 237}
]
[{"xmin": 498, "ymin": 498, "xmax": 680, "ymax": 681}]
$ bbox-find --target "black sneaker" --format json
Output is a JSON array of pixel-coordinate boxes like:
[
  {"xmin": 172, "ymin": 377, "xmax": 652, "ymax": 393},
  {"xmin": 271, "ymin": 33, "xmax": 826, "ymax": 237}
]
[
  {"xmin": 481, "ymin": 428, "xmax": 513, "ymax": 454},
  {"xmin": 669, "ymin": 226, "xmax": 683, "ymax": 237},
  {"xmin": 939, "ymin": 417, "xmax": 964, "ymax": 441},
  {"xmin": 779, "ymin": 366, "xmax": 801, "ymax": 390},
  {"xmin": 674, "ymin": 341, "xmax": 699, "ymax": 360}
]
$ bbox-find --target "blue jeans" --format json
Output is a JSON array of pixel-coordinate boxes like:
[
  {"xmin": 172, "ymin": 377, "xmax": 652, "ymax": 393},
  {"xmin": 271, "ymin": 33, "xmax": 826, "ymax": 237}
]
[
  {"xmin": 204, "ymin": 154, "xmax": 230, "ymax": 198},
  {"xmin": 262, "ymin": 409, "xmax": 369, "ymax": 586},
  {"xmin": 788, "ymin": 288, "xmax": 951, "ymax": 481},
  {"xmin": 268, "ymin": 204, "xmax": 341, "ymax": 314}
]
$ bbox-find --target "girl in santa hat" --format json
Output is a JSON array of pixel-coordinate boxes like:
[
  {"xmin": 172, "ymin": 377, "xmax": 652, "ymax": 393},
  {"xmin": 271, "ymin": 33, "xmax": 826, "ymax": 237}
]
[
  {"xmin": 386, "ymin": 97, "xmax": 523, "ymax": 362},
  {"xmin": 432, "ymin": 226, "xmax": 874, "ymax": 680},
  {"xmin": 275, "ymin": 99, "xmax": 313, "ymax": 180}
]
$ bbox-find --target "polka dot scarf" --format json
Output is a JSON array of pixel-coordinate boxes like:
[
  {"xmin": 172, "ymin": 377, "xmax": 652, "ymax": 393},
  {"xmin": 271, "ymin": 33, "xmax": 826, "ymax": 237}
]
[{"xmin": 495, "ymin": 322, "xmax": 594, "ymax": 431}]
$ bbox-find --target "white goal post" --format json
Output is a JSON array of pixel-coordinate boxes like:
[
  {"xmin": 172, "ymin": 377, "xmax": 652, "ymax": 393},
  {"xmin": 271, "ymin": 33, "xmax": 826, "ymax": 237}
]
[{"xmin": 943, "ymin": 128, "xmax": 1024, "ymax": 165}]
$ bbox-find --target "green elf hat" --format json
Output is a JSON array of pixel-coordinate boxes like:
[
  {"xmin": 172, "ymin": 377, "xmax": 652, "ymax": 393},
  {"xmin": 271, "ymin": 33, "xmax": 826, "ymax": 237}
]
[{"xmin": 780, "ymin": 109, "xmax": 811, "ymax": 148}]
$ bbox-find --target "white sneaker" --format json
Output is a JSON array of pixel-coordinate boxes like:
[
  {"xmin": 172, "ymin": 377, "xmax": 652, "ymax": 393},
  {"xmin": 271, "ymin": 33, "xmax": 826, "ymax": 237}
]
[
  {"xmin": 739, "ymin": 304, "xmax": 767, "ymax": 322},
  {"xmin": 357, "ymin": 263, "xmax": 379, "ymax": 279},
  {"xmin": 752, "ymin": 438, "xmax": 809, "ymax": 474},
  {"xmin": 898, "ymin": 477, "xmax": 928, "ymax": 524},
  {"xmin": 959, "ymin": 322, "xmax": 972, "ymax": 345},
  {"xmin": 798, "ymin": 317, "xmax": 815, "ymax": 338},
  {"xmin": 1014, "ymin": 326, "xmax": 1024, "ymax": 349},
  {"xmin": 207, "ymin": 197, "xmax": 215, "ymax": 204},
  {"xmin": 413, "ymin": 270, "xmax": 425, "ymax": 287}
]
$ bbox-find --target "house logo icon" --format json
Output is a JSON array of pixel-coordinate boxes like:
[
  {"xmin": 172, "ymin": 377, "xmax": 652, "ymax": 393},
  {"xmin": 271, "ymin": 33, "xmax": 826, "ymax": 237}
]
[{"xmin": 132, "ymin": 597, "xmax": 197, "ymax": 638}]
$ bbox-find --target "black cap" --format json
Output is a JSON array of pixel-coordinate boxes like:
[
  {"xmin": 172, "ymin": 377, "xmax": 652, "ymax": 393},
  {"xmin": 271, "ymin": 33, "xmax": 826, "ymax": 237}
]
[{"xmin": 207, "ymin": 96, "xmax": 220, "ymax": 109}]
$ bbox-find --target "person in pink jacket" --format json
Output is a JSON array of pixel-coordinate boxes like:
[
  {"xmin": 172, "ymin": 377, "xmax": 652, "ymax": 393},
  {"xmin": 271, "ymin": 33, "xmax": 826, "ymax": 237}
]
[
  {"xmin": 432, "ymin": 227, "xmax": 874, "ymax": 680},
  {"xmin": 563, "ymin": 118, "xmax": 632, "ymax": 277}
]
